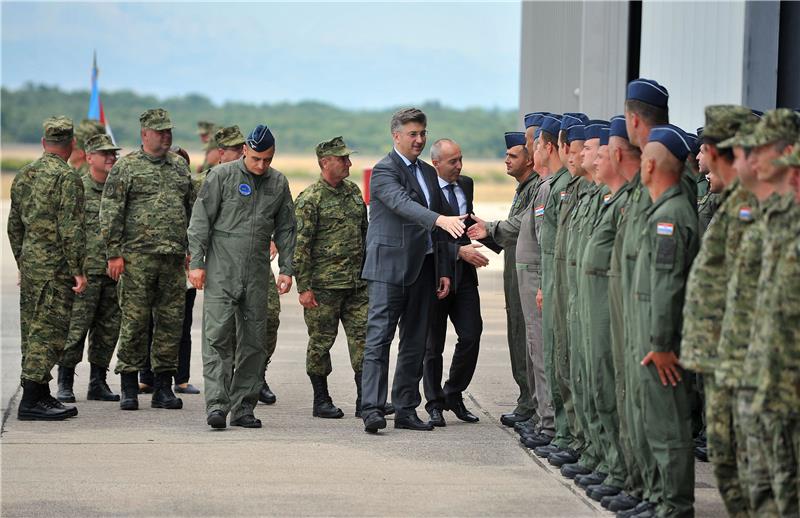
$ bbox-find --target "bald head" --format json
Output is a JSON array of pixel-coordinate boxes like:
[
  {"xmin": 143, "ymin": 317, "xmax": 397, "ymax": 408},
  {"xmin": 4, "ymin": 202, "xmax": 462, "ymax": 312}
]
[
  {"xmin": 431, "ymin": 138, "xmax": 463, "ymax": 183},
  {"xmin": 641, "ymin": 142, "xmax": 682, "ymax": 200}
]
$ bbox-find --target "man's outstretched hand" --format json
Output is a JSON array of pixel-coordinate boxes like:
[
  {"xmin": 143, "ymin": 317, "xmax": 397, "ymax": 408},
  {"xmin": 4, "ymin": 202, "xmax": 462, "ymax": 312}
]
[
  {"xmin": 435, "ymin": 214, "xmax": 467, "ymax": 239},
  {"xmin": 466, "ymin": 215, "xmax": 488, "ymax": 240}
]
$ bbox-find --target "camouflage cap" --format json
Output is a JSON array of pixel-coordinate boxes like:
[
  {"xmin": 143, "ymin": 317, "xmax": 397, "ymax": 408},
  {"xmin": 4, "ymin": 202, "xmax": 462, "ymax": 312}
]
[
  {"xmin": 214, "ymin": 125, "xmax": 246, "ymax": 148},
  {"xmin": 772, "ymin": 143, "xmax": 800, "ymax": 168},
  {"xmin": 75, "ymin": 119, "xmax": 107, "ymax": 150},
  {"xmin": 703, "ymin": 105, "xmax": 757, "ymax": 143},
  {"xmin": 315, "ymin": 136, "xmax": 356, "ymax": 158},
  {"xmin": 736, "ymin": 108, "xmax": 800, "ymax": 149},
  {"xmin": 42, "ymin": 116, "xmax": 74, "ymax": 142},
  {"xmin": 203, "ymin": 134, "xmax": 218, "ymax": 152},
  {"xmin": 197, "ymin": 120, "xmax": 215, "ymax": 135},
  {"xmin": 140, "ymin": 108, "xmax": 174, "ymax": 130},
  {"xmin": 85, "ymin": 133, "xmax": 121, "ymax": 153},
  {"xmin": 718, "ymin": 117, "xmax": 770, "ymax": 149}
]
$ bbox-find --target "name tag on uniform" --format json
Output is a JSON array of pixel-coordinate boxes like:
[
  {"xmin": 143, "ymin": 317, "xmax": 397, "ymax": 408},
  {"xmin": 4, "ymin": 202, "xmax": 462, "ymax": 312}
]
[
  {"xmin": 534, "ymin": 205, "xmax": 545, "ymax": 217},
  {"xmin": 656, "ymin": 222, "xmax": 674, "ymax": 236},
  {"xmin": 238, "ymin": 183, "xmax": 252, "ymax": 196},
  {"xmin": 739, "ymin": 206, "xmax": 753, "ymax": 221}
]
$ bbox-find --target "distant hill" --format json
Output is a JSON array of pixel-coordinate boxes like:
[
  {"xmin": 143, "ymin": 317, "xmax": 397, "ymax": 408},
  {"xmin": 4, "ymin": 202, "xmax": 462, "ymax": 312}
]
[{"xmin": 1, "ymin": 84, "xmax": 518, "ymax": 158}]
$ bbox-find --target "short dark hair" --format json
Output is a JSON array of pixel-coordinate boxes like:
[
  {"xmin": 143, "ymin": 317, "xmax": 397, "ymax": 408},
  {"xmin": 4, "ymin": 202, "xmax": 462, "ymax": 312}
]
[
  {"xmin": 391, "ymin": 108, "xmax": 427, "ymax": 133},
  {"xmin": 558, "ymin": 129, "xmax": 568, "ymax": 147},
  {"xmin": 703, "ymin": 138, "xmax": 734, "ymax": 163},
  {"xmin": 542, "ymin": 131, "xmax": 559, "ymax": 150},
  {"xmin": 625, "ymin": 99, "xmax": 669, "ymax": 126}
]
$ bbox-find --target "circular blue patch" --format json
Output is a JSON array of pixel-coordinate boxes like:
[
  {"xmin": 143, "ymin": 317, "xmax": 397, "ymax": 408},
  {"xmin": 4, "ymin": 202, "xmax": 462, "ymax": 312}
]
[{"xmin": 238, "ymin": 183, "xmax": 252, "ymax": 196}]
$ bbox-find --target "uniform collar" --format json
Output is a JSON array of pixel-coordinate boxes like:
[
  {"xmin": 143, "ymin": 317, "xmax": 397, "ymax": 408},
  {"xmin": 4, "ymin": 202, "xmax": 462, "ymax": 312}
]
[
  {"xmin": 43, "ymin": 152, "xmax": 69, "ymax": 166},
  {"xmin": 646, "ymin": 183, "xmax": 683, "ymax": 215},
  {"xmin": 319, "ymin": 176, "xmax": 343, "ymax": 193},
  {"xmin": 516, "ymin": 170, "xmax": 538, "ymax": 193}
]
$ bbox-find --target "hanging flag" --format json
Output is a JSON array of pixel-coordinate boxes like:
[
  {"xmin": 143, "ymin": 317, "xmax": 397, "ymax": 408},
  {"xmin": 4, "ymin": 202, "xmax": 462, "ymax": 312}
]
[{"xmin": 87, "ymin": 50, "xmax": 116, "ymax": 144}]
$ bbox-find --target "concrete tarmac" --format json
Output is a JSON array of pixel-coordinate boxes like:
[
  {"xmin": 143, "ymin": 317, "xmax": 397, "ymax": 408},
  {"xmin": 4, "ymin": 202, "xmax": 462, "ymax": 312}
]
[{"xmin": 0, "ymin": 200, "xmax": 724, "ymax": 517}]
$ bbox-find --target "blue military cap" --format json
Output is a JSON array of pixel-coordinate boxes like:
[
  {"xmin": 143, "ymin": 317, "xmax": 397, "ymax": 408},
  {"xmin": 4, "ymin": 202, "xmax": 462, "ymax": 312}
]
[
  {"xmin": 524, "ymin": 111, "xmax": 550, "ymax": 128},
  {"xmin": 685, "ymin": 133, "xmax": 701, "ymax": 155},
  {"xmin": 584, "ymin": 120, "xmax": 609, "ymax": 140},
  {"xmin": 505, "ymin": 131, "xmax": 526, "ymax": 149},
  {"xmin": 566, "ymin": 125, "xmax": 585, "ymax": 143},
  {"xmin": 539, "ymin": 115, "xmax": 562, "ymax": 138},
  {"xmin": 561, "ymin": 113, "xmax": 587, "ymax": 132},
  {"xmin": 563, "ymin": 112, "xmax": 589, "ymax": 123},
  {"xmin": 609, "ymin": 115, "xmax": 628, "ymax": 140},
  {"xmin": 534, "ymin": 127, "xmax": 542, "ymax": 140},
  {"xmin": 246, "ymin": 124, "xmax": 275, "ymax": 152},
  {"xmin": 626, "ymin": 78, "xmax": 669, "ymax": 108},
  {"xmin": 647, "ymin": 124, "xmax": 692, "ymax": 162},
  {"xmin": 599, "ymin": 127, "xmax": 610, "ymax": 146}
]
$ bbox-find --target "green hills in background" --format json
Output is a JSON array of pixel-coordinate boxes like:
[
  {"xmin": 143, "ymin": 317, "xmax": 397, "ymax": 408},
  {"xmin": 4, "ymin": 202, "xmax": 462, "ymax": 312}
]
[{"xmin": 1, "ymin": 84, "xmax": 519, "ymax": 158}]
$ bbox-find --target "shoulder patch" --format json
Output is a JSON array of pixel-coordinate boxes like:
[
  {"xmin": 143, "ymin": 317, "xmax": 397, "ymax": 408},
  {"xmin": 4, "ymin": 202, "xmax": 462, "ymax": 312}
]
[
  {"xmin": 656, "ymin": 222, "xmax": 674, "ymax": 236},
  {"xmin": 603, "ymin": 193, "xmax": 612, "ymax": 204},
  {"xmin": 739, "ymin": 206, "xmax": 753, "ymax": 221},
  {"xmin": 560, "ymin": 190, "xmax": 567, "ymax": 201},
  {"xmin": 534, "ymin": 205, "xmax": 545, "ymax": 217}
]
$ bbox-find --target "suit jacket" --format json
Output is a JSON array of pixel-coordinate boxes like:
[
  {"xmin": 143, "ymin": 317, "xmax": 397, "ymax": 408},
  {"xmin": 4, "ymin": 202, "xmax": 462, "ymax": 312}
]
[{"xmin": 362, "ymin": 150, "xmax": 453, "ymax": 286}]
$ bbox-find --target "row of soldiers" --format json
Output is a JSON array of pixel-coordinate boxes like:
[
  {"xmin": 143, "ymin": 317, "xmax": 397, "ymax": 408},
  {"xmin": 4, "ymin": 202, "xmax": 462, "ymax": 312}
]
[{"xmin": 479, "ymin": 78, "xmax": 799, "ymax": 518}]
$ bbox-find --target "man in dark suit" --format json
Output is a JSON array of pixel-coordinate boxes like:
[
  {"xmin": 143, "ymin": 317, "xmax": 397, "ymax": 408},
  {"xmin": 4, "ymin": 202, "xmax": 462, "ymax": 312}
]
[
  {"xmin": 423, "ymin": 138, "xmax": 490, "ymax": 427},
  {"xmin": 360, "ymin": 108, "xmax": 467, "ymax": 433}
]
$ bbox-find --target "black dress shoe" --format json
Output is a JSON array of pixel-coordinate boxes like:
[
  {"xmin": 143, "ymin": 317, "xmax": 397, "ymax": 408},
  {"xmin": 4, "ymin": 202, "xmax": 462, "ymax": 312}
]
[
  {"xmin": 560, "ymin": 462, "xmax": 592, "ymax": 479},
  {"xmin": 447, "ymin": 400, "xmax": 479, "ymax": 423},
  {"xmin": 547, "ymin": 448, "xmax": 579, "ymax": 466},
  {"xmin": 606, "ymin": 492, "xmax": 641, "ymax": 512},
  {"xmin": 259, "ymin": 382, "xmax": 277, "ymax": 405},
  {"xmin": 207, "ymin": 410, "xmax": 226, "ymax": 429},
  {"xmin": 514, "ymin": 416, "xmax": 536, "ymax": 432},
  {"xmin": 230, "ymin": 414, "xmax": 262, "ymax": 428},
  {"xmin": 363, "ymin": 412, "xmax": 386, "ymax": 434},
  {"xmin": 534, "ymin": 444, "xmax": 562, "ymax": 458},
  {"xmin": 174, "ymin": 383, "xmax": 200, "ymax": 394},
  {"xmin": 500, "ymin": 412, "xmax": 531, "ymax": 427},
  {"xmin": 383, "ymin": 402, "xmax": 395, "ymax": 415},
  {"xmin": 520, "ymin": 433, "xmax": 553, "ymax": 449},
  {"xmin": 394, "ymin": 414, "xmax": 434, "ymax": 431},
  {"xmin": 617, "ymin": 500, "xmax": 654, "ymax": 517},
  {"xmin": 575, "ymin": 471, "xmax": 607, "ymax": 488},
  {"xmin": 587, "ymin": 484, "xmax": 621, "ymax": 501},
  {"xmin": 428, "ymin": 408, "xmax": 446, "ymax": 427}
]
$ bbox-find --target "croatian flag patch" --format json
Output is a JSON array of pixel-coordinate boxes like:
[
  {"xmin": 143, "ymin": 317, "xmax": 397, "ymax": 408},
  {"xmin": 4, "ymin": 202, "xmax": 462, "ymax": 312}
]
[
  {"xmin": 739, "ymin": 206, "xmax": 753, "ymax": 221},
  {"xmin": 534, "ymin": 205, "xmax": 545, "ymax": 217},
  {"xmin": 603, "ymin": 193, "xmax": 612, "ymax": 204},
  {"xmin": 656, "ymin": 222, "xmax": 674, "ymax": 236},
  {"xmin": 560, "ymin": 191, "xmax": 567, "ymax": 200}
]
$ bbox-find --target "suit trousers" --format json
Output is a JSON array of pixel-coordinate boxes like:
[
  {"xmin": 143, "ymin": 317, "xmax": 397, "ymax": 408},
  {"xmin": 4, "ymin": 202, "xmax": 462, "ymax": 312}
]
[
  {"xmin": 362, "ymin": 254, "xmax": 435, "ymax": 420},
  {"xmin": 423, "ymin": 279, "xmax": 481, "ymax": 412}
]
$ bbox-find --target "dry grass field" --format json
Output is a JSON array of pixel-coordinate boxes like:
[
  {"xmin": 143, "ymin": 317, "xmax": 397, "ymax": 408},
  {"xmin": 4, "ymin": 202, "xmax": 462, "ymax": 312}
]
[{"xmin": 1, "ymin": 144, "xmax": 517, "ymax": 202}]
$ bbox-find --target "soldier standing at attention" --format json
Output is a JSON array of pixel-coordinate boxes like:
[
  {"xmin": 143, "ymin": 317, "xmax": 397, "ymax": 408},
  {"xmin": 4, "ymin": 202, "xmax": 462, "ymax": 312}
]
[
  {"xmin": 294, "ymin": 137, "xmax": 368, "ymax": 419},
  {"xmin": 69, "ymin": 119, "xmax": 106, "ymax": 176},
  {"xmin": 196, "ymin": 120, "xmax": 216, "ymax": 174},
  {"xmin": 8, "ymin": 116, "xmax": 87, "ymax": 420},
  {"xmin": 188, "ymin": 124, "xmax": 295, "ymax": 430},
  {"xmin": 57, "ymin": 134, "xmax": 122, "ymax": 403},
  {"xmin": 100, "ymin": 108, "xmax": 195, "ymax": 412}
]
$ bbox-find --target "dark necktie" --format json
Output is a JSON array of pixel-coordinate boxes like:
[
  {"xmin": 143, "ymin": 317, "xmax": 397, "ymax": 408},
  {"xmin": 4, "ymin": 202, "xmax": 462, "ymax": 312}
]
[{"xmin": 445, "ymin": 184, "xmax": 460, "ymax": 214}]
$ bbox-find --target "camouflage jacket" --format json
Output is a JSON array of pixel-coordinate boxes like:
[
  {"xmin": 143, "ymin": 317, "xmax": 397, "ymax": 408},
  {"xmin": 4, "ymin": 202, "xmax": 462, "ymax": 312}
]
[
  {"xmin": 100, "ymin": 148, "xmax": 195, "ymax": 257},
  {"xmin": 681, "ymin": 181, "xmax": 755, "ymax": 374},
  {"xmin": 293, "ymin": 177, "xmax": 367, "ymax": 292},
  {"xmin": 697, "ymin": 192, "xmax": 720, "ymax": 238},
  {"xmin": 82, "ymin": 174, "xmax": 112, "ymax": 275},
  {"xmin": 7, "ymin": 152, "xmax": 86, "ymax": 282},
  {"xmin": 750, "ymin": 194, "xmax": 800, "ymax": 417}
]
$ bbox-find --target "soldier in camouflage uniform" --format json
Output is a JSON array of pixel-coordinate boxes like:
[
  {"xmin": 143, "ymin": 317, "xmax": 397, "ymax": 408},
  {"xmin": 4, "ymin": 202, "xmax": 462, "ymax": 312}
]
[
  {"xmin": 294, "ymin": 137, "xmax": 367, "ymax": 419},
  {"xmin": 188, "ymin": 124, "xmax": 295, "ymax": 429},
  {"xmin": 196, "ymin": 121, "xmax": 218, "ymax": 174},
  {"xmin": 696, "ymin": 128, "xmax": 722, "ymax": 237},
  {"xmin": 69, "ymin": 119, "xmax": 106, "ymax": 176},
  {"xmin": 57, "ymin": 134, "xmax": 122, "ymax": 404},
  {"xmin": 8, "ymin": 116, "xmax": 87, "ymax": 421},
  {"xmin": 100, "ymin": 108, "xmax": 195, "ymax": 412}
]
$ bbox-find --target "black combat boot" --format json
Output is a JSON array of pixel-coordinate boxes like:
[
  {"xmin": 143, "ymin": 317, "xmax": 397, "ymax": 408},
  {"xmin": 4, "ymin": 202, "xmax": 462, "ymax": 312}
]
[
  {"xmin": 259, "ymin": 379, "xmax": 277, "ymax": 405},
  {"xmin": 119, "ymin": 372, "xmax": 140, "ymax": 410},
  {"xmin": 87, "ymin": 363, "xmax": 120, "ymax": 401},
  {"xmin": 309, "ymin": 374, "xmax": 343, "ymax": 418},
  {"xmin": 41, "ymin": 382, "xmax": 78, "ymax": 417},
  {"xmin": 151, "ymin": 372, "xmax": 183, "ymax": 409},
  {"xmin": 354, "ymin": 371, "xmax": 363, "ymax": 417},
  {"xmin": 18, "ymin": 380, "xmax": 74, "ymax": 421},
  {"xmin": 57, "ymin": 365, "xmax": 76, "ymax": 403}
]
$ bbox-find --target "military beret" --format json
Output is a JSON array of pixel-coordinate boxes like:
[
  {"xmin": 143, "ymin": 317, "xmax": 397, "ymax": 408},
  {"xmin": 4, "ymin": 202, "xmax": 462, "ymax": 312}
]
[
  {"xmin": 140, "ymin": 108, "xmax": 174, "ymax": 130},
  {"xmin": 214, "ymin": 125, "xmax": 246, "ymax": 148},
  {"xmin": 609, "ymin": 115, "xmax": 628, "ymax": 140},
  {"xmin": 247, "ymin": 124, "xmax": 275, "ymax": 152},
  {"xmin": 75, "ymin": 119, "xmax": 106, "ymax": 150},
  {"xmin": 772, "ymin": 144, "xmax": 800, "ymax": 168},
  {"xmin": 584, "ymin": 120, "xmax": 609, "ymax": 140},
  {"xmin": 524, "ymin": 111, "xmax": 549, "ymax": 129},
  {"xmin": 540, "ymin": 115, "xmax": 562, "ymax": 138},
  {"xmin": 504, "ymin": 132, "xmax": 526, "ymax": 149},
  {"xmin": 42, "ymin": 116, "xmax": 73, "ymax": 142},
  {"xmin": 736, "ymin": 108, "xmax": 800, "ymax": 149},
  {"xmin": 566, "ymin": 125, "xmax": 585, "ymax": 144},
  {"xmin": 316, "ymin": 136, "xmax": 356, "ymax": 158},
  {"xmin": 703, "ymin": 105, "xmax": 758, "ymax": 144},
  {"xmin": 647, "ymin": 124, "xmax": 692, "ymax": 162},
  {"xmin": 85, "ymin": 134, "xmax": 120, "ymax": 153},
  {"xmin": 599, "ymin": 127, "xmax": 610, "ymax": 146},
  {"xmin": 626, "ymin": 78, "xmax": 669, "ymax": 109},
  {"xmin": 685, "ymin": 133, "xmax": 700, "ymax": 155},
  {"xmin": 197, "ymin": 120, "xmax": 215, "ymax": 135}
]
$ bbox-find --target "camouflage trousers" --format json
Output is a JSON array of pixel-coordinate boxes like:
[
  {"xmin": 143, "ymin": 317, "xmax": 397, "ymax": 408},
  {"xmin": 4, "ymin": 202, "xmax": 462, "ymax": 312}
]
[
  {"xmin": 60, "ymin": 273, "xmax": 120, "ymax": 369},
  {"xmin": 753, "ymin": 410, "xmax": 799, "ymax": 517},
  {"xmin": 705, "ymin": 380, "xmax": 750, "ymax": 518},
  {"xmin": 22, "ymin": 278, "xmax": 75, "ymax": 383},
  {"xmin": 304, "ymin": 286, "xmax": 367, "ymax": 377},
  {"xmin": 264, "ymin": 268, "xmax": 281, "ymax": 369},
  {"xmin": 114, "ymin": 253, "xmax": 185, "ymax": 374},
  {"xmin": 18, "ymin": 274, "xmax": 36, "ymax": 372},
  {"xmin": 736, "ymin": 389, "xmax": 781, "ymax": 516}
]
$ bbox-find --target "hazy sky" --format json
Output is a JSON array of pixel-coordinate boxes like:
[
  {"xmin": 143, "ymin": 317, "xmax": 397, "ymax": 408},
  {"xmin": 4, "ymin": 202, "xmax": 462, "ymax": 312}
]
[{"xmin": 2, "ymin": 1, "xmax": 521, "ymax": 109}]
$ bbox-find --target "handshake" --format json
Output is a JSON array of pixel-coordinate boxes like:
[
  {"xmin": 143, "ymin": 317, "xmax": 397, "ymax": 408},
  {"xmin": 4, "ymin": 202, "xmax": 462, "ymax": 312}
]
[{"xmin": 434, "ymin": 213, "xmax": 491, "ymax": 268}]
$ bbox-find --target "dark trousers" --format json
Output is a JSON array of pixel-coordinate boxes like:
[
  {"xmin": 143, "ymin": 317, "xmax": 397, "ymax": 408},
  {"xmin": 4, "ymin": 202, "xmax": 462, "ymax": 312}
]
[
  {"xmin": 423, "ymin": 282, "xmax": 481, "ymax": 412},
  {"xmin": 140, "ymin": 288, "xmax": 196, "ymax": 385},
  {"xmin": 362, "ymin": 254, "xmax": 435, "ymax": 420}
]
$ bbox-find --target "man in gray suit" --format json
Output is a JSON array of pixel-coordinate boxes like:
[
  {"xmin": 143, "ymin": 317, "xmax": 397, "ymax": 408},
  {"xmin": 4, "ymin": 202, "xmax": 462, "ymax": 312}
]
[{"xmin": 360, "ymin": 108, "xmax": 467, "ymax": 433}]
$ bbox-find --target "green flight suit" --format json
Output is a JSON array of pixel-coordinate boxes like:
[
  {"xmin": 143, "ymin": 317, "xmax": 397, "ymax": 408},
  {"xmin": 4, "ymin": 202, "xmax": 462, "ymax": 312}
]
[
  {"xmin": 631, "ymin": 184, "xmax": 699, "ymax": 518},
  {"xmin": 188, "ymin": 158, "xmax": 295, "ymax": 420}
]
